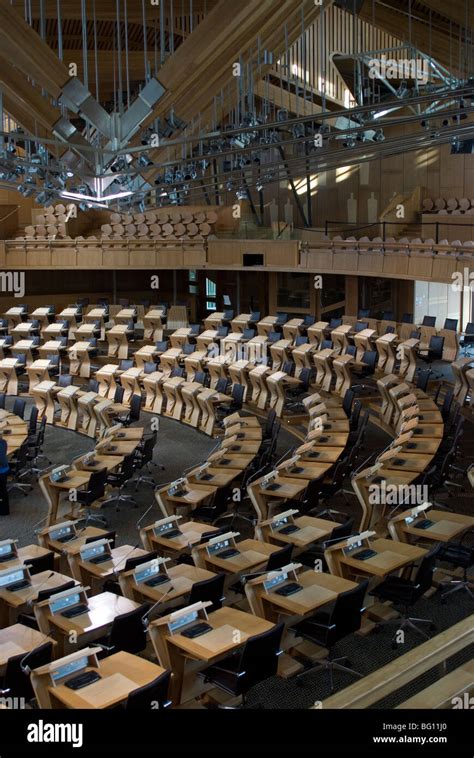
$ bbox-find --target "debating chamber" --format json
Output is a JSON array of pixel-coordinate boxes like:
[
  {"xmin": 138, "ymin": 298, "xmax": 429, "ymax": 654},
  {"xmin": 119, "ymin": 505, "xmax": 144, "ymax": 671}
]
[{"xmin": 0, "ymin": 0, "xmax": 472, "ymax": 751}]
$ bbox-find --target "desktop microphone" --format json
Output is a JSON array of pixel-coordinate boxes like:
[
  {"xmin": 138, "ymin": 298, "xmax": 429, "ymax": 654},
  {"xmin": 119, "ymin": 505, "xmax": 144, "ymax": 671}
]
[
  {"xmin": 107, "ymin": 544, "xmax": 141, "ymax": 578},
  {"xmin": 273, "ymin": 446, "xmax": 296, "ymax": 468},
  {"xmin": 25, "ymin": 571, "xmax": 56, "ymax": 607},
  {"xmin": 136, "ymin": 502, "xmax": 156, "ymax": 529},
  {"xmin": 141, "ymin": 588, "xmax": 173, "ymax": 629},
  {"xmin": 32, "ymin": 511, "xmax": 54, "ymax": 534}
]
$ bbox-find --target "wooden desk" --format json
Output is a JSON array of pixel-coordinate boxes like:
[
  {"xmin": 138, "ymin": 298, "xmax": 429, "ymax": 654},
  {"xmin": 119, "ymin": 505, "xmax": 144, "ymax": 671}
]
[
  {"xmin": 0, "ymin": 358, "xmax": 19, "ymax": 395},
  {"xmin": 150, "ymin": 606, "xmax": 273, "ymax": 703},
  {"xmin": 391, "ymin": 508, "xmax": 474, "ymax": 544},
  {"xmin": 78, "ymin": 392, "xmax": 101, "ymax": 437},
  {"xmin": 10, "ymin": 339, "xmax": 37, "ymax": 366},
  {"xmin": 45, "ymin": 470, "xmax": 92, "ymax": 524},
  {"xmin": 193, "ymin": 537, "xmax": 277, "ymax": 576},
  {"xmin": 258, "ymin": 514, "xmax": 336, "ymax": 550},
  {"xmin": 269, "ymin": 339, "xmax": 292, "ymax": 372},
  {"xmin": 248, "ymin": 569, "xmax": 357, "ymax": 623},
  {"xmin": 106, "ymin": 325, "xmax": 130, "ymax": 360},
  {"xmin": 398, "ymin": 338, "xmax": 419, "ymax": 383},
  {"xmin": 328, "ymin": 537, "xmax": 427, "ymax": 580},
  {"xmin": 248, "ymin": 365, "xmax": 271, "ymax": 409},
  {"xmin": 231, "ymin": 313, "xmax": 252, "ymax": 333},
  {"xmin": 142, "ymin": 520, "xmax": 219, "ymax": 555},
  {"xmin": 159, "ymin": 348, "xmax": 182, "ymax": 375},
  {"xmin": 196, "ymin": 330, "xmax": 218, "ymax": 351},
  {"xmin": 68, "ymin": 341, "xmax": 92, "ymax": 378},
  {"xmin": 0, "ymin": 624, "xmax": 56, "ymax": 676},
  {"xmin": 376, "ymin": 333, "xmax": 397, "ymax": 374},
  {"xmin": 333, "ymin": 354, "xmax": 354, "ymax": 397},
  {"xmin": 283, "ymin": 318, "xmax": 304, "ymax": 341},
  {"xmin": 134, "ymin": 344, "xmax": 159, "ymax": 369},
  {"xmin": 96, "ymin": 364, "xmax": 119, "ymax": 399},
  {"xmin": 248, "ymin": 476, "xmax": 307, "ymax": 520},
  {"xmin": 114, "ymin": 308, "xmax": 136, "ymax": 325},
  {"xmin": 57, "ymin": 385, "xmax": 82, "ymax": 430},
  {"xmin": 163, "ymin": 376, "xmax": 185, "ymax": 420},
  {"xmin": 143, "ymin": 371, "xmax": 165, "ymax": 413},
  {"xmin": 307, "ymin": 321, "xmax": 329, "ymax": 346},
  {"xmin": 353, "ymin": 329, "xmax": 376, "ymax": 362},
  {"xmin": 292, "ymin": 343, "xmax": 315, "ymax": 377},
  {"xmin": 143, "ymin": 309, "xmax": 164, "ymax": 341},
  {"xmin": 32, "ymin": 380, "xmax": 57, "ymax": 424},
  {"xmin": 44, "ymin": 650, "xmax": 166, "ymax": 709},
  {"xmin": 314, "ymin": 349, "xmax": 335, "ymax": 392},
  {"xmin": 43, "ymin": 591, "xmax": 141, "ymax": 655},
  {"xmin": 267, "ymin": 371, "xmax": 300, "ymax": 416},
  {"xmin": 70, "ymin": 544, "xmax": 148, "ymax": 587},
  {"xmin": 155, "ymin": 482, "xmax": 217, "ymax": 518},
  {"xmin": 331, "ymin": 325, "xmax": 352, "ymax": 354},
  {"xmin": 170, "ymin": 328, "xmax": 192, "ymax": 349},
  {"xmin": 120, "ymin": 563, "xmax": 216, "ymax": 607},
  {"xmin": 120, "ymin": 367, "xmax": 143, "ymax": 405},
  {"xmin": 0, "ymin": 569, "xmax": 75, "ymax": 626},
  {"xmin": 38, "ymin": 340, "xmax": 66, "ymax": 359},
  {"xmin": 257, "ymin": 316, "xmax": 278, "ymax": 337}
]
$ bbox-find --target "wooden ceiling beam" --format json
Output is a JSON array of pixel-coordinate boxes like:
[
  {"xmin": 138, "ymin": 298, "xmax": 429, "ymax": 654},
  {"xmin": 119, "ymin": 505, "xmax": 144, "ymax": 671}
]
[{"xmin": 9, "ymin": 0, "xmax": 218, "ymax": 22}]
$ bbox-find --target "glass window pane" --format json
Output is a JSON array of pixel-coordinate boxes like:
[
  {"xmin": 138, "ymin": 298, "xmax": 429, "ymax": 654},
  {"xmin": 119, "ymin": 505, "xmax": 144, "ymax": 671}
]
[{"xmin": 277, "ymin": 272, "xmax": 310, "ymax": 309}]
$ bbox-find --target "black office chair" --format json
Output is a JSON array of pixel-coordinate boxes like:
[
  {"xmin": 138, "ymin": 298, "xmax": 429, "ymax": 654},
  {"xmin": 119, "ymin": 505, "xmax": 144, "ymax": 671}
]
[
  {"xmin": 57, "ymin": 373, "xmax": 73, "ymax": 388},
  {"xmin": 358, "ymin": 308, "xmax": 370, "ymax": 319},
  {"xmin": 242, "ymin": 328, "xmax": 256, "ymax": 340},
  {"xmin": 275, "ymin": 312, "xmax": 288, "ymax": 325},
  {"xmin": 27, "ymin": 551, "xmax": 56, "ymax": 576},
  {"xmin": 0, "ymin": 393, "xmax": 5, "ymax": 410},
  {"xmin": 402, "ymin": 313, "xmax": 414, "ymax": 323},
  {"xmin": 76, "ymin": 468, "xmax": 109, "ymax": 527},
  {"xmin": 345, "ymin": 345, "xmax": 356, "ymax": 358},
  {"xmin": 182, "ymin": 344, "xmax": 196, "ymax": 356},
  {"xmin": 410, "ymin": 330, "xmax": 421, "ymax": 340},
  {"xmin": 96, "ymin": 603, "xmax": 150, "ymax": 658},
  {"xmin": 421, "ymin": 315, "xmax": 436, "ymax": 327},
  {"xmin": 124, "ymin": 670, "xmax": 172, "ymax": 710},
  {"xmin": 342, "ymin": 388, "xmax": 355, "ymax": 418},
  {"xmin": 0, "ymin": 642, "xmax": 53, "ymax": 702},
  {"xmin": 351, "ymin": 350, "xmax": 377, "ymax": 390},
  {"xmin": 155, "ymin": 340, "xmax": 169, "ymax": 353},
  {"xmin": 382, "ymin": 311, "xmax": 395, "ymax": 321},
  {"xmin": 117, "ymin": 394, "xmax": 141, "ymax": 426},
  {"xmin": 443, "ymin": 318, "xmax": 458, "ymax": 332},
  {"xmin": 282, "ymin": 360, "xmax": 295, "ymax": 376},
  {"xmin": 88, "ymin": 379, "xmax": 99, "ymax": 393},
  {"xmin": 194, "ymin": 371, "xmax": 207, "ymax": 386},
  {"xmin": 384, "ymin": 325, "xmax": 395, "ymax": 334},
  {"xmin": 215, "ymin": 377, "xmax": 229, "ymax": 394},
  {"xmin": 189, "ymin": 323, "xmax": 201, "ymax": 336},
  {"xmin": 217, "ymin": 384, "xmax": 244, "ymax": 419},
  {"xmin": 170, "ymin": 367, "xmax": 184, "ymax": 378},
  {"xmin": 268, "ymin": 331, "xmax": 280, "ymax": 343},
  {"xmin": 249, "ymin": 311, "xmax": 261, "ymax": 324},
  {"xmin": 354, "ymin": 321, "xmax": 368, "ymax": 333},
  {"xmin": 13, "ymin": 397, "xmax": 26, "ymax": 419},
  {"xmin": 419, "ymin": 335, "xmax": 444, "ymax": 378},
  {"xmin": 133, "ymin": 433, "xmax": 161, "ymax": 490},
  {"xmin": 293, "ymin": 580, "xmax": 368, "ymax": 690},
  {"xmin": 199, "ymin": 622, "xmax": 284, "ymax": 707},
  {"xmin": 370, "ymin": 545, "xmax": 440, "ymax": 646},
  {"xmin": 123, "ymin": 551, "xmax": 157, "ymax": 572},
  {"xmin": 328, "ymin": 318, "xmax": 342, "ymax": 329},
  {"xmin": 8, "ymin": 443, "xmax": 33, "ymax": 495},
  {"xmin": 188, "ymin": 573, "xmax": 226, "ymax": 612},
  {"xmin": 285, "ymin": 368, "xmax": 313, "ymax": 411},
  {"xmin": 119, "ymin": 359, "xmax": 134, "ymax": 372},
  {"xmin": 263, "ymin": 408, "xmax": 277, "ymax": 441},
  {"xmin": 320, "ymin": 339, "xmax": 333, "ymax": 350},
  {"xmin": 294, "ymin": 335, "xmax": 308, "ymax": 346},
  {"xmin": 216, "ymin": 326, "xmax": 228, "ymax": 339},
  {"xmin": 298, "ymin": 516, "xmax": 355, "ymax": 571},
  {"xmin": 143, "ymin": 361, "xmax": 157, "ymax": 374},
  {"xmin": 103, "ymin": 453, "xmax": 137, "ymax": 510},
  {"xmin": 438, "ymin": 533, "xmax": 473, "ymax": 601},
  {"xmin": 460, "ymin": 322, "xmax": 474, "ymax": 356},
  {"xmin": 27, "ymin": 405, "xmax": 39, "ymax": 437}
]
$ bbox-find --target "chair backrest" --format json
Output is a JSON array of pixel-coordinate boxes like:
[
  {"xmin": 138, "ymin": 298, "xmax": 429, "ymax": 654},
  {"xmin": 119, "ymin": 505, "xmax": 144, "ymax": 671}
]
[
  {"xmin": 282, "ymin": 360, "xmax": 295, "ymax": 376},
  {"xmin": 231, "ymin": 384, "xmax": 245, "ymax": 406},
  {"xmin": 188, "ymin": 573, "xmax": 226, "ymax": 612},
  {"xmin": 465, "ymin": 322, "xmax": 474, "ymax": 335},
  {"xmin": 358, "ymin": 308, "xmax": 370, "ymax": 318},
  {"xmin": 215, "ymin": 378, "xmax": 228, "ymax": 394},
  {"xmin": 88, "ymin": 379, "xmax": 99, "ymax": 393},
  {"xmin": 183, "ymin": 344, "xmax": 196, "ymax": 355},
  {"xmin": 422, "ymin": 315, "xmax": 436, "ymax": 327},
  {"xmin": 85, "ymin": 530, "xmax": 116, "ymax": 548},
  {"xmin": 121, "ymin": 453, "xmax": 137, "ymax": 479},
  {"xmin": 402, "ymin": 313, "xmax": 414, "ymax": 323},
  {"xmin": 216, "ymin": 326, "xmax": 228, "ymax": 338},
  {"xmin": 276, "ymin": 312, "xmax": 288, "ymax": 324},
  {"xmin": 355, "ymin": 321, "xmax": 368, "ymax": 333},
  {"xmin": 155, "ymin": 341, "xmax": 168, "ymax": 352},
  {"xmin": 170, "ymin": 367, "xmax": 184, "ymax": 378},
  {"xmin": 0, "ymin": 392, "xmax": 6, "ymax": 410},
  {"xmin": 37, "ymin": 581, "xmax": 76, "ymax": 602},
  {"xmin": 236, "ymin": 622, "xmax": 284, "ymax": 692},
  {"xmin": 27, "ymin": 551, "xmax": 55, "ymax": 576},
  {"xmin": 329, "ymin": 516, "xmax": 355, "ymax": 544},
  {"xmin": 189, "ymin": 324, "xmax": 201, "ymax": 335},
  {"xmin": 86, "ymin": 469, "xmax": 108, "ymax": 499},
  {"xmin": 109, "ymin": 603, "xmax": 150, "ymax": 654},
  {"xmin": 114, "ymin": 386, "xmax": 125, "ymax": 404},
  {"xmin": 329, "ymin": 318, "xmax": 342, "ymax": 329},
  {"xmin": 223, "ymin": 310, "xmax": 234, "ymax": 321},
  {"xmin": 194, "ymin": 371, "xmax": 206, "ymax": 385},
  {"xmin": 382, "ymin": 311, "xmax": 395, "ymax": 321},
  {"xmin": 428, "ymin": 335, "xmax": 444, "ymax": 357},
  {"xmin": 295, "ymin": 335, "xmax": 308, "ymax": 346},
  {"xmin": 342, "ymin": 388, "xmax": 355, "ymax": 417},
  {"xmin": 350, "ymin": 400, "xmax": 362, "ymax": 429},
  {"xmin": 243, "ymin": 328, "xmax": 256, "ymax": 340},
  {"xmin": 298, "ymin": 367, "xmax": 312, "ymax": 391},
  {"xmin": 13, "ymin": 397, "xmax": 26, "ymax": 419},
  {"xmin": 47, "ymin": 354, "xmax": 60, "ymax": 367},
  {"xmin": 327, "ymin": 580, "xmax": 368, "ymax": 647},
  {"xmin": 5, "ymin": 642, "xmax": 53, "ymax": 700},
  {"xmin": 125, "ymin": 670, "xmax": 172, "ymax": 710},
  {"xmin": 58, "ymin": 374, "xmax": 73, "ymax": 388},
  {"xmin": 144, "ymin": 362, "xmax": 157, "ymax": 374},
  {"xmin": 385, "ymin": 325, "xmax": 395, "ymax": 334},
  {"xmin": 362, "ymin": 351, "xmax": 377, "ymax": 371},
  {"xmin": 265, "ymin": 544, "xmax": 293, "ymax": 571},
  {"xmin": 413, "ymin": 545, "xmax": 440, "ymax": 597},
  {"xmin": 28, "ymin": 405, "xmax": 39, "ymax": 435},
  {"xmin": 303, "ymin": 315, "xmax": 315, "ymax": 327},
  {"xmin": 124, "ymin": 551, "xmax": 158, "ymax": 572},
  {"xmin": 140, "ymin": 435, "xmax": 155, "ymax": 464},
  {"xmin": 14, "ymin": 442, "xmax": 29, "ymax": 469},
  {"xmin": 320, "ymin": 339, "xmax": 332, "ymax": 350},
  {"xmin": 345, "ymin": 345, "xmax": 356, "ymax": 357},
  {"xmin": 130, "ymin": 394, "xmax": 142, "ymax": 420},
  {"xmin": 443, "ymin": 318, "xmax": 458, "ymax": 332},
  {"xmin": 268, "ymin": 331, "xmax": 280, "ymax": 343},
  {"xmin": 250, "ymin": 311, "xmax": 261, "ymax": 323},
  {"xmin": 119, "ymin": 360, "xmax": 133, "ymax": 371}
]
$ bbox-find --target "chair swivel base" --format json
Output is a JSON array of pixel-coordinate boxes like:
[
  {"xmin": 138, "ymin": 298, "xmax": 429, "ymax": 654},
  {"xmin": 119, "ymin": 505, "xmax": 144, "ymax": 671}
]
[
  {"xmin": 296, "ymin": 655, "xmax": 363, "ymax": 692},
  {"xmin": 440, "ymin": 575, "xmax": 473, "ymax": 601},
  {"xmin": 374, "ymin": 614, "xmax": 436, "ymax": 647},
  {"xmin": 102, "ymin": 492, "xmax": 137, "ymax": 511},
  {"xmin": 79, "ymin": 510, "xmax": 108, "ymax": 528},
  {"xmin": 134, "ymin": 474, "xmax": 156, "ymax": 491}
]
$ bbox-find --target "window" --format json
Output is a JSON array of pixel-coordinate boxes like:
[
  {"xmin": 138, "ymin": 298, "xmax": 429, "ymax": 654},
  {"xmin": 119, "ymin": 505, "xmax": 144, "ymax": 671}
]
[
  {"xmin": 206, "ymin": 277, "xmax": 217, "ymax": 311},
  {"xmin": 277, "ymin": 272, "xmax": 310, "ymax": 309}
]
